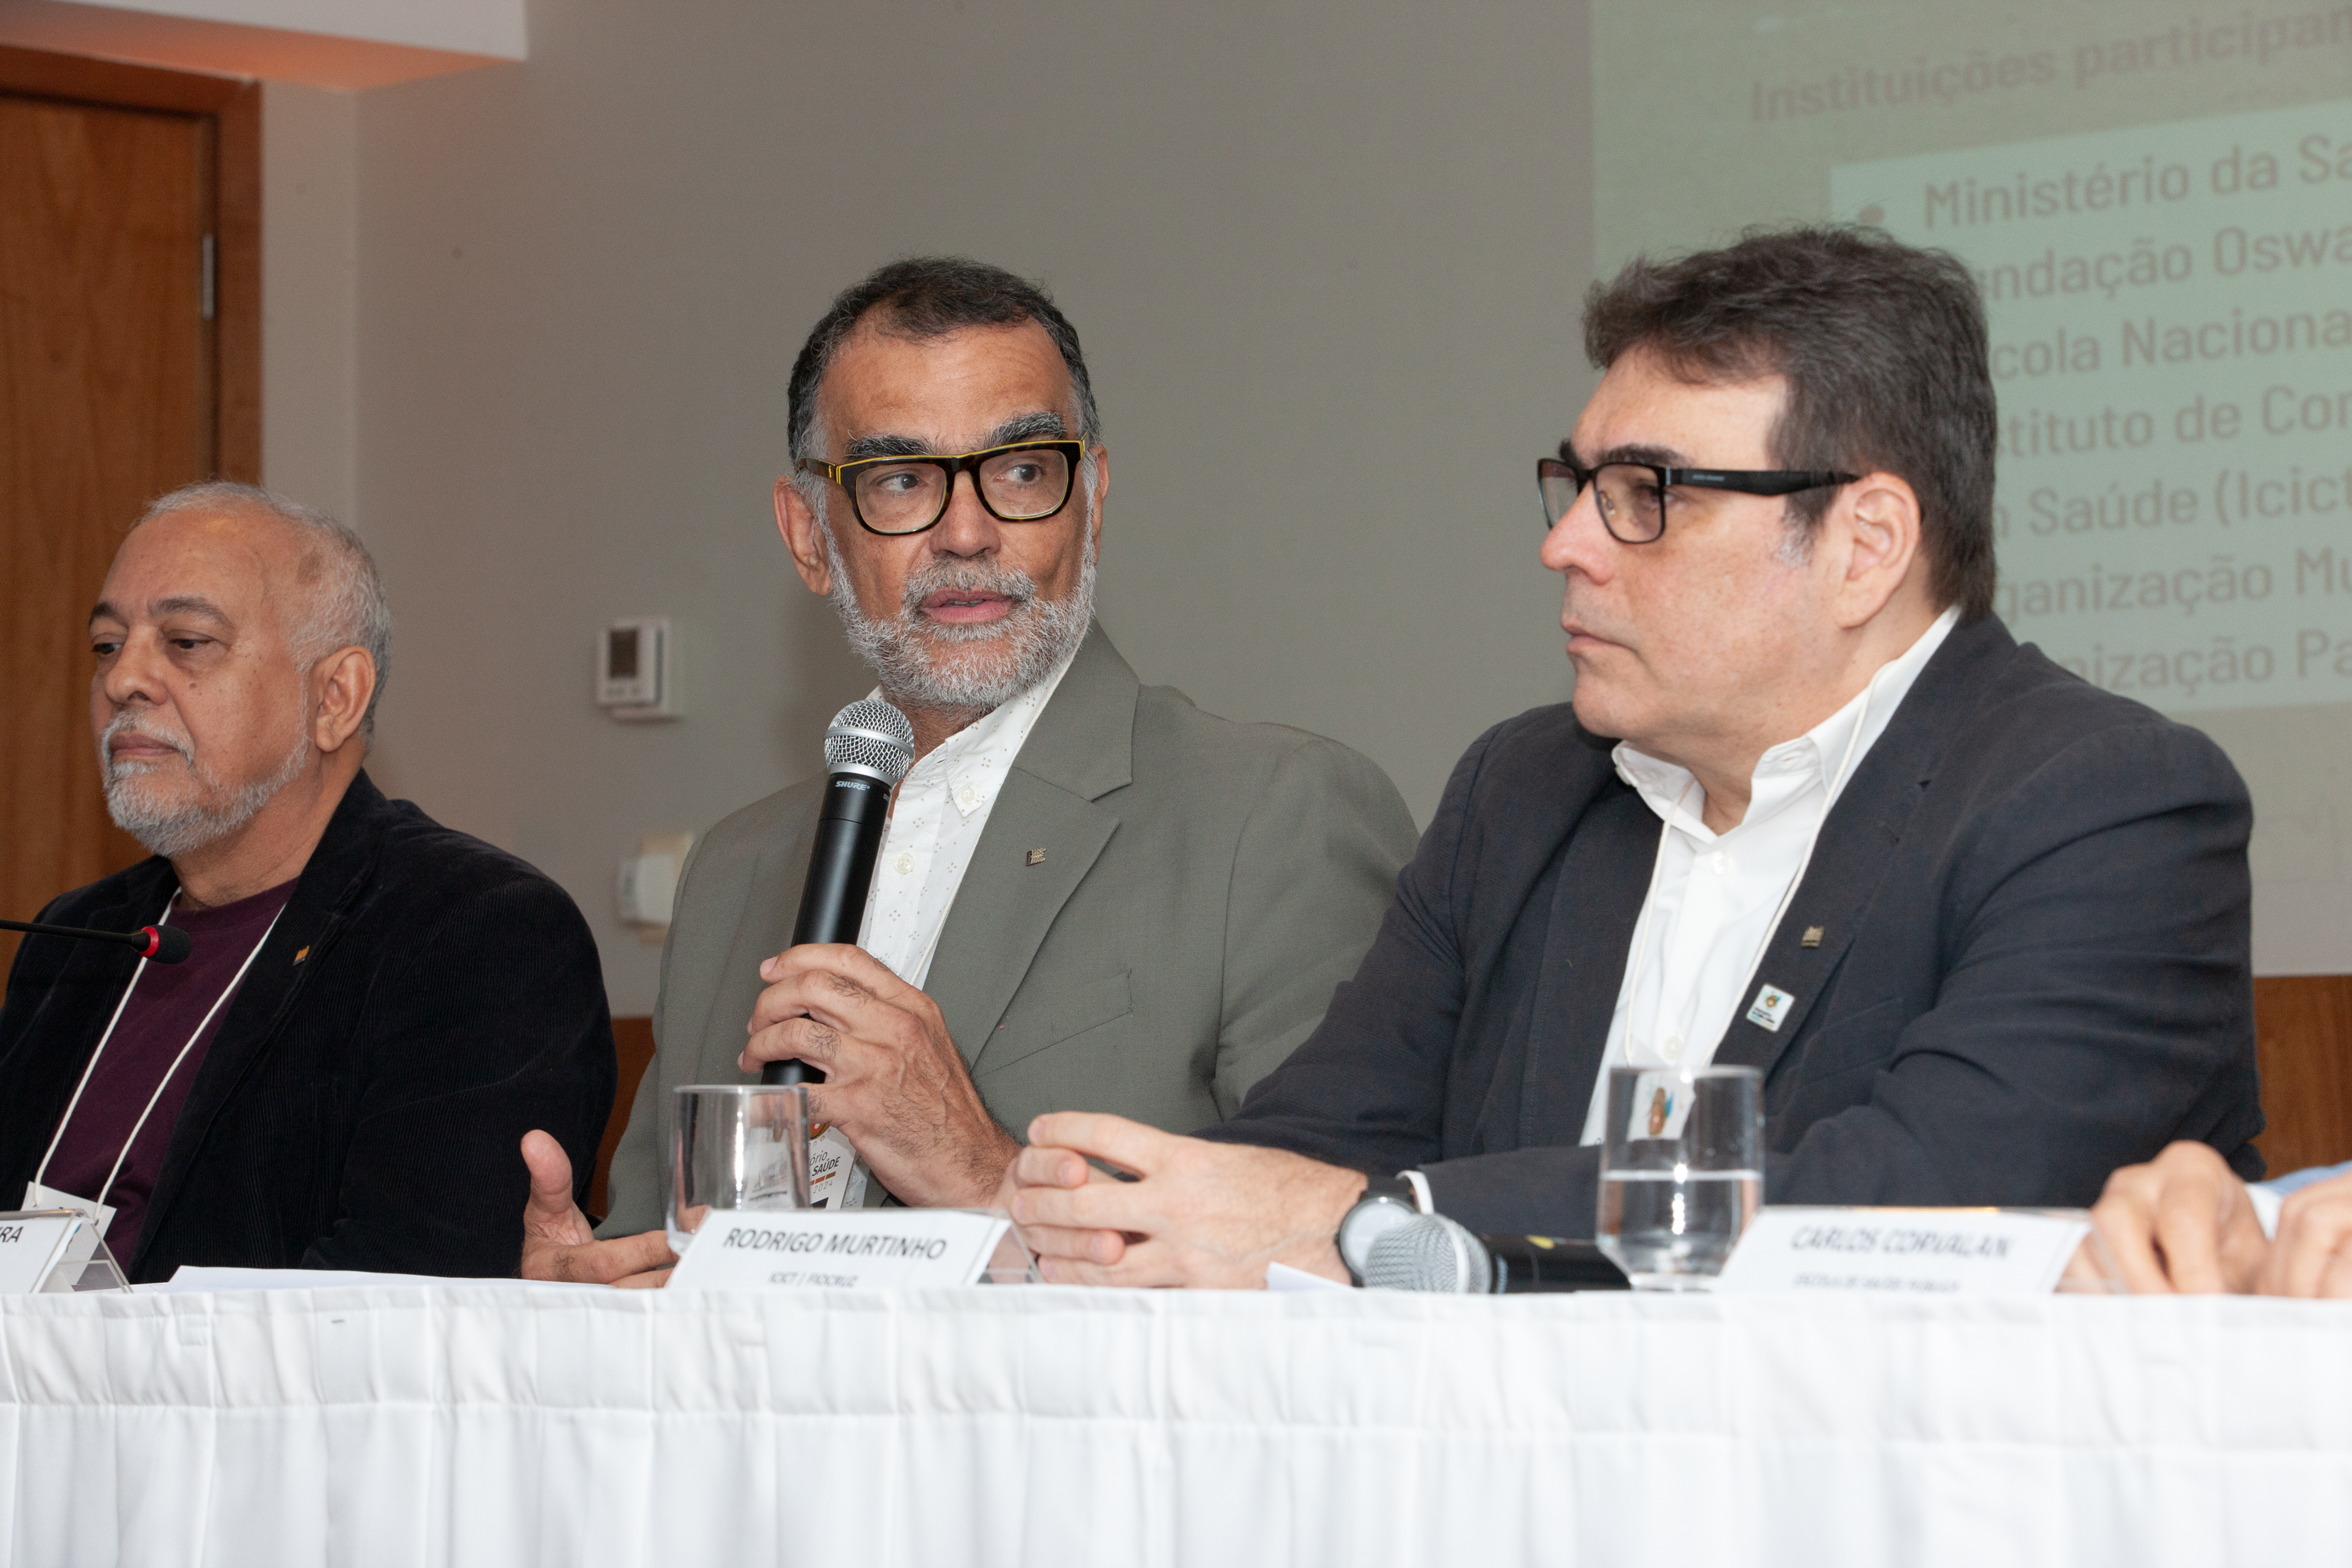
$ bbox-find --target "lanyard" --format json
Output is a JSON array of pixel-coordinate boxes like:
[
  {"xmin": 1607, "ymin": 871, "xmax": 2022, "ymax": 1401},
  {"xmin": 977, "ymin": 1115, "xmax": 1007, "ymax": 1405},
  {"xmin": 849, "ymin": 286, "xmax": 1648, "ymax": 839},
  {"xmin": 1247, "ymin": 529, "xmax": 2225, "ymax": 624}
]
[{"xmin": 32, "ymin": 891, "xmax": 285, "ymax": 1210}]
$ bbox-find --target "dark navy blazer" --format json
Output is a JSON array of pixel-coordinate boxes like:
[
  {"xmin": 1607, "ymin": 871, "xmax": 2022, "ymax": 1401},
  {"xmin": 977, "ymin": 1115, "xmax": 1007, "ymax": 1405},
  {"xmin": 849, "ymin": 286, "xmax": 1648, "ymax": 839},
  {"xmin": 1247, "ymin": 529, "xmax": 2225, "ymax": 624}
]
[
  {"xmin": 0, "ymin": 773, "xmax": 615, "ymax": 1281},
  {"xmin": 1207, "ymin": 613, "xmax": 2263, "ymax": 1237}
]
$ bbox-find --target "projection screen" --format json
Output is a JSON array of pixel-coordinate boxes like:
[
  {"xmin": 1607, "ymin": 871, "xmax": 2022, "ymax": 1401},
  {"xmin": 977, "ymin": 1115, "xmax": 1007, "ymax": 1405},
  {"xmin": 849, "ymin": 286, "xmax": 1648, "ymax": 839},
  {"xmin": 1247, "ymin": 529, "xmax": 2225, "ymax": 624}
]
[{"xmin": 1593, "ymin": 0, "xmax": 2352, "ymax": 972}]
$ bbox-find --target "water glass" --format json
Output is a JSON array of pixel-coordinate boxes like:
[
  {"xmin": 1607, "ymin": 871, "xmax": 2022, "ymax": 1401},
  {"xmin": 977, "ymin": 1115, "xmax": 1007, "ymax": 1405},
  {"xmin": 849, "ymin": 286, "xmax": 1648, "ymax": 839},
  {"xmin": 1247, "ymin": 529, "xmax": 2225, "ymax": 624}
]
[
  {"xmin": 669, "ymin": 1084, "xmax": 811, "ymax": 1257},
  {"xmin": 1595, "ymin": 1064, "xmax": 1763, "ymax": 1290}
]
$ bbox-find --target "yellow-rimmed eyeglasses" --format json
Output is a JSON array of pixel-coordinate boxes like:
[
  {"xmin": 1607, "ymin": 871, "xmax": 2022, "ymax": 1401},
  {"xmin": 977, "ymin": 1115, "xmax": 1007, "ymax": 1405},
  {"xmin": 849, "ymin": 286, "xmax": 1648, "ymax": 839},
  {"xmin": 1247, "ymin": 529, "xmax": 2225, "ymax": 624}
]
[{"xmin": 800, "ymin": 439, "xmax": 1087, "ymax": 537}]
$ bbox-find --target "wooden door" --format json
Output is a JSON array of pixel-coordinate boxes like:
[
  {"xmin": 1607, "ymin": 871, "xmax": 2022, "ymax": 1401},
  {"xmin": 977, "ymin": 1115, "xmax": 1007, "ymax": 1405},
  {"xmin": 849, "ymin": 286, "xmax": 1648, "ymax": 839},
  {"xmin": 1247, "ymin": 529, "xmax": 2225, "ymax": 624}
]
[
  {"xmin": 2254, "ymin": 975, "xmax": 2352, "ymax": 1177},
  {"xmin": 0, "ymin": 49, "xmax": 256, "ymax": 969}
]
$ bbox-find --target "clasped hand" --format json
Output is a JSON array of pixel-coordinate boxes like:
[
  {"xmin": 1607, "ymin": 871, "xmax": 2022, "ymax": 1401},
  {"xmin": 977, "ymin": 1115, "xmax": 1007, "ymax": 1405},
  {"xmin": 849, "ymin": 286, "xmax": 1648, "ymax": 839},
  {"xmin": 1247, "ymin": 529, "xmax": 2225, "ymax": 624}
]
[{"xmin": 1002, "ymin": 1112, "xmax": 1366, "ymax": 1287}]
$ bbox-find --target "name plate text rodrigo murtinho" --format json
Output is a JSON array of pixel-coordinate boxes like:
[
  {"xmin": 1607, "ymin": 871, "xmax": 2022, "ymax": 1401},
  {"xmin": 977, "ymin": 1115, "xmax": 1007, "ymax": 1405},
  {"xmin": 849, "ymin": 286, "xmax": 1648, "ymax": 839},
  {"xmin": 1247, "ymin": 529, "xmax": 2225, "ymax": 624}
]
[{"xmin": 667, "ymin": 1208, "xmax": 1013, "ymax": 1293}]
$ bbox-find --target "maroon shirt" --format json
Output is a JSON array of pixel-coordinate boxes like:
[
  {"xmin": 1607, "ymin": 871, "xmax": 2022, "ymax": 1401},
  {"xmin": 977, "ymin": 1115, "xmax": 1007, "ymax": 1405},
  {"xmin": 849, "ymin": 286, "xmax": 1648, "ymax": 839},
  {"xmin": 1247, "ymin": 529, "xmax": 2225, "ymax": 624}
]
[{"xmin": 39, "ymin": 879, "xmax": 296, "ymax": 1250}]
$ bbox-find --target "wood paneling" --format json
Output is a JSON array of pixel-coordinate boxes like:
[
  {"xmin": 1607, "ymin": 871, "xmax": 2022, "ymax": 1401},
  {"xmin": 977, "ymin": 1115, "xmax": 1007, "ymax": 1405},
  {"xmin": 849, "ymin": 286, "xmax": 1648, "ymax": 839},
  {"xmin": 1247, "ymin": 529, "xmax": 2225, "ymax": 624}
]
[
  {"xmin": 2254, "ymin": 975, "xmax": 2352, "ymax": 1178},
  {"xmin": 0, "ymin": 91, "xmax": 205, "ymax": 959},
  {"xmin": 211, "ymin": 80, "xmax": 259, "ymax": 482},
  {"xmin": 0, "ymin": 44, "xmax": 248, "ymax": 115},
  {"xmin": 0, "ymin": 49, "xmax": 259, "ymax": 968},
  {"xmin": 590, "ymin": 1017, "xmax": 659, "ymax": 1220}
]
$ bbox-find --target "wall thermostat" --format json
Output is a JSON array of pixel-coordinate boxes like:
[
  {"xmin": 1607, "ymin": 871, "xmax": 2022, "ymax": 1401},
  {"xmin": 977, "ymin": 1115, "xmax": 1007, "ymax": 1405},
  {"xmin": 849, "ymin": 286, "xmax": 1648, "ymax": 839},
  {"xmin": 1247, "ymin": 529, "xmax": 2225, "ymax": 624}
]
[{"xmin": 596, "ymin": 617, "xmax": 681, "ymax": 720}]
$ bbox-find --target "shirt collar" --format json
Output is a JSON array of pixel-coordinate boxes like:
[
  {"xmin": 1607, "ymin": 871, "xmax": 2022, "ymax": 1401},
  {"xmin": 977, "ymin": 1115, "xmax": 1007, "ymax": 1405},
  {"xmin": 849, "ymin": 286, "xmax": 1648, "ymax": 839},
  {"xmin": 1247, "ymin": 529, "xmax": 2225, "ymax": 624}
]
[
  {"xmin": 1613, "ymin": 604, "xmax": 1962, "ymax": 840},
  {"xmin": 874, "ymin": 638, "xmax": 1085, "ymax": 815}
]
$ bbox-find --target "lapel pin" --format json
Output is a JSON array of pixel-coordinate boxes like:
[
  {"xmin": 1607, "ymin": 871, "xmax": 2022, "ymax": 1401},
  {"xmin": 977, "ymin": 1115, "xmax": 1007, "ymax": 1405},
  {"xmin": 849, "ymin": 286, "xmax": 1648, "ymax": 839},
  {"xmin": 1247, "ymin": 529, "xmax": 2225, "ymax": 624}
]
[
  {"xmin": 1026, "ymin": 848, "xmax": 1046, "ymax": 866},
  {"xmin": 294, "ymin": 946, "xmax": 310, "ymax": 964},
  {"xmin": 1800, "ymin": 926, "xmax": 1824, "ymax": 948}
]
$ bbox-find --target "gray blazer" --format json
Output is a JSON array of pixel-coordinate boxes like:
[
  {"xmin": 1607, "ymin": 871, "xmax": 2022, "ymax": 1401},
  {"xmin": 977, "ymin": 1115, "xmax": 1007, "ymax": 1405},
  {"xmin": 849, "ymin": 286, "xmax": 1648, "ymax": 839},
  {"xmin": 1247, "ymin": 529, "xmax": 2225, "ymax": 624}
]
[{"xmin": 599, "ymin": 626, "xmax": 1417, "ymax": 1231}]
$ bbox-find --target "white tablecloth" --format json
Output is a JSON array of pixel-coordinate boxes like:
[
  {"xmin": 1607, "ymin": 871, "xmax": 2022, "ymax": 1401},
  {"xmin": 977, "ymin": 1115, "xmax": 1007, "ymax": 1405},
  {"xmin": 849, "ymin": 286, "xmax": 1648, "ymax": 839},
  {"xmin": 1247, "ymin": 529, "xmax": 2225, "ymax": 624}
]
[{"xmin": 3, "ymin": 1283, "xmax": 2349, "ymax": 1566}]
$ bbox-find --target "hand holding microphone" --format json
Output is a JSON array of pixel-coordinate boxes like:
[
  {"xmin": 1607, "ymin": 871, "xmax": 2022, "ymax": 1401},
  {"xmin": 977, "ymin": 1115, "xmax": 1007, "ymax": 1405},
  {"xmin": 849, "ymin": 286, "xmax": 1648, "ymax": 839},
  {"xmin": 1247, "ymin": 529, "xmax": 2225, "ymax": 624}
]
[
  {"xmin": 521, "ymin": 702, "xmax": 916, "ymax": 1280},
  {"xmin": 737, "ymin": 699, "xmax": 1016, "ymax": 1207},
  {"xmin": 760, "ymin": 699, "xmax": 916, "ymax": 1087}
]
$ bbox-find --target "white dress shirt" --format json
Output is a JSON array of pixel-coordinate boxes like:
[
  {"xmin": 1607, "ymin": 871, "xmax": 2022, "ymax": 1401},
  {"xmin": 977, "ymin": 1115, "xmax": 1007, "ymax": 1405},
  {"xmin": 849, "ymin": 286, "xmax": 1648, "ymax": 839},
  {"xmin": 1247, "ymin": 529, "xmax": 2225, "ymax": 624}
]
[
  {"xmin": 804, "ymin": 642, "xmax": 1078, "ymax": 1207},
  {"xmin": 1577, "ymin": 606, "xmax": 1961, "ymax": 1145},
  {"xmin": 855, "ymin": 644, "xmax": 1077, "ymax": 989}
]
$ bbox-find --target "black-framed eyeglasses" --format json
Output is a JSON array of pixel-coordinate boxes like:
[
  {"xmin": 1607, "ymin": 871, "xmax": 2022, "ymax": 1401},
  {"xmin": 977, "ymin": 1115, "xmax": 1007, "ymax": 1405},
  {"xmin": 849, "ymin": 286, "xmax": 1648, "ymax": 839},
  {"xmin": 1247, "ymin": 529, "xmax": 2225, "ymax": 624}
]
[
  {"xmin": 1537, "ymin": 457, "xmax": 1859, "ymax": 545},
  {"xmin": 799, "ymin": 439, "xmax": 1087, "ymax": 537}
]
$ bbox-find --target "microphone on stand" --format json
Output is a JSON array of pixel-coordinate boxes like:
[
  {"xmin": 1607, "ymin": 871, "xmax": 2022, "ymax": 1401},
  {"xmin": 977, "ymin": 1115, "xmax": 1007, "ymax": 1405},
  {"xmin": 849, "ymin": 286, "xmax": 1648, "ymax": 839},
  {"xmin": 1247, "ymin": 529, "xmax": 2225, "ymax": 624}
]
[
  {"xmin": 1362, "ymin": 1214, "xmax": 1630, "ymax": 1293},
  {"xmin": 0, "ymin": 918, "xmax": 191, "ymax": 964},
  {"xmin": 761, "ymin": 698, "xmax": 916, "ymax": 1087}
]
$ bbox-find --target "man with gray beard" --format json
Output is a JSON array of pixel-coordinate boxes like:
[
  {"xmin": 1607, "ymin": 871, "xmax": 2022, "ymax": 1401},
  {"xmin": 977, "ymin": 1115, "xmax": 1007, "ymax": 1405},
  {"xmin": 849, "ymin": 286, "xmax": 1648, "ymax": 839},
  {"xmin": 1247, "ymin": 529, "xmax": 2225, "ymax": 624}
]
[
  {"xmin": 0, "ymin": 485, "xmax": 614, "ymax": 1282},
  {"xmin": 521, "ymin": 258, "xmax": 1417, "ymax": 1283}
]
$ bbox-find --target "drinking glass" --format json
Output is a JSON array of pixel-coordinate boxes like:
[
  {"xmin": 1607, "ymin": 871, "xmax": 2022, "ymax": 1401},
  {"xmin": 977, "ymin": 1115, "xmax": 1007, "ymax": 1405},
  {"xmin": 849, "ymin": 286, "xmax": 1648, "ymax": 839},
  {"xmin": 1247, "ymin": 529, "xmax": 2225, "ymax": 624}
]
[
  {"xmin": 669, "ymin": 1084, "xmax": 811, "ymax": 1258},
  {"xmin": 1595, "ymin": 1064, "xmax": 1763, "ymax": 1290}
]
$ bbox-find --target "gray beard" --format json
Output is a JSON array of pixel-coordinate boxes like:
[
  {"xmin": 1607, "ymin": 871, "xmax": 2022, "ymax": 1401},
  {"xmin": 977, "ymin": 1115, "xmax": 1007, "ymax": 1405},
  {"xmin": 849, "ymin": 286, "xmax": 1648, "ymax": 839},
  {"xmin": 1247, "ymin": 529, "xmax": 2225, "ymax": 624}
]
[
  {"xmin": 820, "ymin": 511, "xmax": 1097, "ymax": 717},
  {"xmin": 99, "ymin": 710, "xmax": 312, "ymax": 859}
]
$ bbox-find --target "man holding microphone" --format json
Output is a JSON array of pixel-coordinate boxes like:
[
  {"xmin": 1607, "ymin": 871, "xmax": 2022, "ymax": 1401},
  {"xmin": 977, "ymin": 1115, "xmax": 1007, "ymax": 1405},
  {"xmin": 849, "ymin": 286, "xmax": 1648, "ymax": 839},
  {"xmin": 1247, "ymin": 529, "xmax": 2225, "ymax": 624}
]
[{"xmin": 519, "ymin": 258, "xmax": 1416, "ymax": 1283}]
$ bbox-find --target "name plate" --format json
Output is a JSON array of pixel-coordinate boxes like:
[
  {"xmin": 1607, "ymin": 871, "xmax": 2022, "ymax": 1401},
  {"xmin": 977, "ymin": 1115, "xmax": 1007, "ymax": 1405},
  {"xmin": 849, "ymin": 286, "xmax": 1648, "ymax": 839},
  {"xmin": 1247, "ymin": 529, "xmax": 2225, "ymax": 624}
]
[
  {"xmin": 667, "ymin": 1208, "xmax": 1014, "ymax": 1293},
  {"xmin": 1712, "ymin": 1207, "xmax": 2089, "ymax": 1297},
  {"xmin": 0, "ymin": 1212, "xmax": 84, "ymax": 1294}
]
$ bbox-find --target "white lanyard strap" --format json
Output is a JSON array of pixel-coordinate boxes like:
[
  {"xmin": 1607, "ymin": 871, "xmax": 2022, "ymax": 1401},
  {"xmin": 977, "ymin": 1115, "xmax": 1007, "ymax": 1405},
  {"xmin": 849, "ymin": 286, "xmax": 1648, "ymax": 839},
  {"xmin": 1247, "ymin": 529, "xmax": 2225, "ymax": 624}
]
[
  {"xmin": 34, "ymin": 894, "xmax": 286, "ymax": 1209},
  {"xmin": 93, "ymin": 906, "xmax": 283, "ymax": 1209},
  {"xmin": 32, "ymin": 894, "xmax": 176, "ymax": 1188}
]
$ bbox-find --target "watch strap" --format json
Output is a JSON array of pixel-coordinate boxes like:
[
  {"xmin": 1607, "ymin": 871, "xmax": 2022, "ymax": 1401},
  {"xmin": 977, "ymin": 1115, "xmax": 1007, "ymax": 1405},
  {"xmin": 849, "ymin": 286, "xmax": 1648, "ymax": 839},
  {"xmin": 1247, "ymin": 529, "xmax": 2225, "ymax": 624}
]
[{"xmin": 1399, "ymin": 1170, "xmax": 1433, "ymax": 1214}]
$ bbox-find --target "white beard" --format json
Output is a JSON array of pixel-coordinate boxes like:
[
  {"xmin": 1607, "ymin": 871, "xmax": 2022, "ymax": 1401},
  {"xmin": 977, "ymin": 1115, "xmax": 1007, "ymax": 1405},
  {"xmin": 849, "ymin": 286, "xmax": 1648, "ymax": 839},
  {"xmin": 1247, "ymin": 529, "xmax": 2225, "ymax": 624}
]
[
  {"xmin": 820, "ymin": 504, "xmax": 1098, "ymax": 715},
  {"xmin": 99, "ymin": 710, "xmax": 312, "ymax": 859}
]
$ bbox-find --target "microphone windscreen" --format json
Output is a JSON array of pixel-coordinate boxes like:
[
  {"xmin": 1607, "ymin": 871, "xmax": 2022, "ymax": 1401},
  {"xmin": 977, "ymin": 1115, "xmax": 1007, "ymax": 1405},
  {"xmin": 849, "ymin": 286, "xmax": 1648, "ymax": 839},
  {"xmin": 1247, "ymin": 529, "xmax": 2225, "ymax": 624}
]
[
  {"xmin": 1362, "ymin": 1212, "xmax": 1494, "ymax": 1293},
  {"xmin": 148, "ymin": 925, "xmax": 194, "ymax": 964},
  {"xmin": 823, "ymin": 699, "xmax": 916, "ymax": 783}
]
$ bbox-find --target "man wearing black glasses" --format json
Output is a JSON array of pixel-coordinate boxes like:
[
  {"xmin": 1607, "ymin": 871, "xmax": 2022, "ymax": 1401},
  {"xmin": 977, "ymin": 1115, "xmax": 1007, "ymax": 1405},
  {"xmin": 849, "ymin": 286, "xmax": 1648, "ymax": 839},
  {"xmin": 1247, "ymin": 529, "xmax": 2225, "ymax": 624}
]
[
  {"xmin": 517, "ymin": 257, "xmax": 1416, "ymax": 1283},
  {"xmin": 1007, "ymin": 226, "xmax": 2263, "ymax": 1286}
]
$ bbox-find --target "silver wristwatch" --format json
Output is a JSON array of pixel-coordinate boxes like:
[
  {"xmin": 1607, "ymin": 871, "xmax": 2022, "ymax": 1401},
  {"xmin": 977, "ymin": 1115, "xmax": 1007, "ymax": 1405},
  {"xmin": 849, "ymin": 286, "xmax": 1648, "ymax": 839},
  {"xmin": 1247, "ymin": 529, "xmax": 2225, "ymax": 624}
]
[{"xmin": 1337, "ymin": 1173, "xmax": 1429, "ymax": 1286}]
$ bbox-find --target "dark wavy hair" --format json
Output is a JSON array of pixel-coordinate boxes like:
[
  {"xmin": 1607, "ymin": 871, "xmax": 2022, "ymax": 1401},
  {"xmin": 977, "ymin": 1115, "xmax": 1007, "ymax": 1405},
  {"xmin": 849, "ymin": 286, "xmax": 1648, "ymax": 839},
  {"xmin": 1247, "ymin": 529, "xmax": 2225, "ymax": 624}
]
[
  {"xmin": 787, "ymin": 256, "xmax": 1099, "ymax": 463},
  {"xmin": 1584, "ymin": 225, "xmax": 1997, "ymax": 619}
]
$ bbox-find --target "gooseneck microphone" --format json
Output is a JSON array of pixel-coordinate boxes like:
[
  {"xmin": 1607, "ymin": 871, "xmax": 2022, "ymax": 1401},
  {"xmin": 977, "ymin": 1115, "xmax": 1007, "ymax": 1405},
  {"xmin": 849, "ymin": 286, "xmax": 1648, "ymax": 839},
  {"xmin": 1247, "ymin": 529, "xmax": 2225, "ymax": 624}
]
[
  {"xmin": 761, "ymin": 698, "xmax": 916, "ymax": 1086},
  {"xmin": 1361, "ymin": 1214, "xmax": 1630, "ymax": 1293},
  {"xmin": 0, "ymin": 918, "xmax": 192, "ymax": 964}
]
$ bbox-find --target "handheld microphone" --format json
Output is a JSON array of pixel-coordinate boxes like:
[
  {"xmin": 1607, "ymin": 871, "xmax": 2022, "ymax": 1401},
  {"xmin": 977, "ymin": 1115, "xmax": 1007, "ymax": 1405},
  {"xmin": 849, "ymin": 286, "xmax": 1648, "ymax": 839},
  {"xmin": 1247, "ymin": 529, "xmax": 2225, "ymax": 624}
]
[
  {"xmin": 0, "ymin": 918, "xmax": 192, "ymax": 964},
  {"xmin": 1361, "ymin": 1214, "xmax": 1629, "ymax": 1293},
  {"xmin": 761, "ymin": 698, "xmax": 916, "ymax": 1086}
]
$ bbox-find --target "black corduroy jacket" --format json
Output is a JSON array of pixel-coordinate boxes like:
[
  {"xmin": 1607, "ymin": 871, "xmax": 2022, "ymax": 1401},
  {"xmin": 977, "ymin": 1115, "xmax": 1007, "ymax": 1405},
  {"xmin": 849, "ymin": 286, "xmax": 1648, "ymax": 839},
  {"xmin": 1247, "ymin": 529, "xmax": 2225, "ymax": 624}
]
[{"xmin": 0, "ymin": 771, "xmax": 615, "ymax": 1282}]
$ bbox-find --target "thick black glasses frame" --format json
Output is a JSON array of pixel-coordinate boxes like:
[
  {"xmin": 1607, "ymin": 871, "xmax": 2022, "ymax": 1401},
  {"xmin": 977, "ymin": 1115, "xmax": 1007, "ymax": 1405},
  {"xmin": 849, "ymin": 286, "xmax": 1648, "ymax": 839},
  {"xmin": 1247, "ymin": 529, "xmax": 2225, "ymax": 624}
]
[
  {"xmin": 1537, "ymin": 457, "xmax": 1859, "ymax": 544},
  {"xmin": 799, "ymin": 439, "xmax": 1087, "ymax": 537}
]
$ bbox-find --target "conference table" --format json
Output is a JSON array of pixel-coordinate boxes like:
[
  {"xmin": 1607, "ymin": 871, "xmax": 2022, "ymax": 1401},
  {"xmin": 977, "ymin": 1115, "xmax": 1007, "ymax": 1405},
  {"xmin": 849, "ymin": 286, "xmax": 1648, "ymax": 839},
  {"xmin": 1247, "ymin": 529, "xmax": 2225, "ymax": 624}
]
[{"xmin": 2, "ymin": 1279, "xmax": 2347, "ymax": 1566}]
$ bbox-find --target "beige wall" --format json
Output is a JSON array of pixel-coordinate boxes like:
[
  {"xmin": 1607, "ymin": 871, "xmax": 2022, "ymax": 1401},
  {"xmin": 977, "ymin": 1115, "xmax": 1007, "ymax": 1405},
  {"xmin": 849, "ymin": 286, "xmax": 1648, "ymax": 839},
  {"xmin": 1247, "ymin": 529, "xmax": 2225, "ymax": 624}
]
[
  {"xmin": 261, "ymin": 80, "xmax": 356, "ymax": 524},
  {"xmin": 314, "ymin": 0, "xmax": 1595, "ymax": 1014}
]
